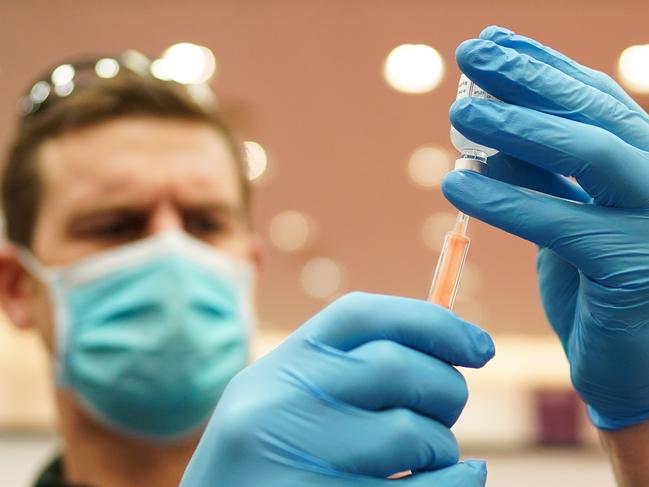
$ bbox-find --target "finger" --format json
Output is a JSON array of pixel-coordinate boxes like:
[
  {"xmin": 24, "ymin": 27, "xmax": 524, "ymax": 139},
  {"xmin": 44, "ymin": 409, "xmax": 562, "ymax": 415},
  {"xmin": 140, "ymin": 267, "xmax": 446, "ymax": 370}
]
[
  {"xmin": 442, "ymin": 170, "xmax": 616, "ymax": 281},
  {"xmin": 455, "ymin": 38, "xmax": 649, "ymax": 151},
  {"xmin": 479, "ymin": 25, "xmax": 647, "ymax": 115},
  {"xmin": 536, "ymin": 248, "xmax": 580, "ymax": 345},
  {"xmin": 302, "ymin": 292, "xmax": 495, "ymax": 368},
  {"xmin": 486, "ymin": 153, "xmax": 590, "ymax": 203},
  {"xmin": 308, "ymin": 339, "xmax": 469, "ymax": 427},
  {"xmin": 298, "ymin": 407, "xmax": 459, "ymax": 478},
  {"xmin": 450, "ymin": 97, "xmax": 649, "ymax": 208}
]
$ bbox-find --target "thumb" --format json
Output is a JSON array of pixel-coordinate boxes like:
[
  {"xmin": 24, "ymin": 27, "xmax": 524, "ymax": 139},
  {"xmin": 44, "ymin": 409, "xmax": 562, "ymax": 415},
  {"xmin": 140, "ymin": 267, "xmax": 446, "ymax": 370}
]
[{"xmin": 442, "ymin": 169, "xmax": 603, "ymax": 277}]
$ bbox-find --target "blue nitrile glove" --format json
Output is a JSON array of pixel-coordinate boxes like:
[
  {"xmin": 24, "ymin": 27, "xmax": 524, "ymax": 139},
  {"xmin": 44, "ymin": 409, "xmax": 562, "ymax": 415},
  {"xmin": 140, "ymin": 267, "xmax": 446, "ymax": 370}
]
[
  {"xmin": 443, "ymin": 25, "xmax": 649, "ymax": 430},
  {"xmin": 180, "ymin": 292, "xmax": 493, "ymax": 486}
]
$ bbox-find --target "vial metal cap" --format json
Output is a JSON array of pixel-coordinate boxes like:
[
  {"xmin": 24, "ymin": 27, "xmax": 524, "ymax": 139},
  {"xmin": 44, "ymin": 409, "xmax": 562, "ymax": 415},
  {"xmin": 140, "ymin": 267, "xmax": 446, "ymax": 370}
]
[{"xmin": 454, "ymin": 157, "xmax": 488, "ymax": 174}]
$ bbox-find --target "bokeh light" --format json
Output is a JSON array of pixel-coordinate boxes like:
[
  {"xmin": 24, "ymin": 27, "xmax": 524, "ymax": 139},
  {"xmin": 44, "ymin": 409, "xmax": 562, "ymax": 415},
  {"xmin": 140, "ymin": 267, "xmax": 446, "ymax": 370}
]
[
  {"xmin": 244, "ymin": 141, "xmax": 268, "ymax": 181},
  {"xmin": 151, "ymin": 43, "xmax": 216, "ymax": 84},
  {"xmin": 619, "ymin": 44, "xmax": 649, "ymax": 93},
  {"xmin": 30, "ymin": 81, "xmax": 50, "ymax": 104},
  {"xmin": 50, "ymin": 64, "xmax": 75, "ymax": 86},
  {"xmin": 300, "ymin": 257, "xmax": 344, "ymax": 299},
  {"xmin": 383, "ymin": 44, "xmax": 444, "ymax": 94},
  {"xmin": 407, "ymin": 145, "xmax": 453, "ymax": 187},
  {"xmin": 186, "ymin": 84, "xmax": 216, "ymax": 107},
  {"xmin": 95, "ymin": 58, "xmax": 120, "ymax": 79},
  {"xmin": 122, "ymin": 50, "xmax": 150, "ymax": 75},
  {"xmin": 269, "ymin": 211, "xmax": 314, "ymax": 253},
  {"xmin": 54, "ymin": 81, "xmax": 74, "ymax": 97},
  {"xmin": 421, "ymin": 212, "xmax": 458, "ymax": 251},
  {"xmin": 150, "ymin": 59, "xmax": 170, "ymax": 81}
]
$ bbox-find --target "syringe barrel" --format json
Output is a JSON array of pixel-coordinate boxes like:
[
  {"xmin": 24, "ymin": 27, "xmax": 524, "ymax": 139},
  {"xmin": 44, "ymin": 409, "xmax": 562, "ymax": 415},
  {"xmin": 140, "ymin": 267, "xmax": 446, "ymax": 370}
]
[{"xmin": 428, "ymin": 229, "xmax": 470, "ymax": 309}]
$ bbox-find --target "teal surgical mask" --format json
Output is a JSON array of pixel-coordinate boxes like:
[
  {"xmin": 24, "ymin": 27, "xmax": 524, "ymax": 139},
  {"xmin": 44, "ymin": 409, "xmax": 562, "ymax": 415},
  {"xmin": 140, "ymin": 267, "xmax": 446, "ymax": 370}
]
[{"xmin": 19, "ymin": 230, "xmax": 256, "ymax": 441}]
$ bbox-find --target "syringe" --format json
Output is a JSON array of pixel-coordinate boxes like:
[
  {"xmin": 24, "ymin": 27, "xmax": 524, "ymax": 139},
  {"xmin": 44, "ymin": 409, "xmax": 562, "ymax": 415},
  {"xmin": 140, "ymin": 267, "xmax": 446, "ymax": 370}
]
[
  {"xmin": 427, "ymin": 74, "xmax": 498, "ymax": 310},
  {"xmin": 427, "ymin": 211, "xmax": 470, "ymax": 309}
]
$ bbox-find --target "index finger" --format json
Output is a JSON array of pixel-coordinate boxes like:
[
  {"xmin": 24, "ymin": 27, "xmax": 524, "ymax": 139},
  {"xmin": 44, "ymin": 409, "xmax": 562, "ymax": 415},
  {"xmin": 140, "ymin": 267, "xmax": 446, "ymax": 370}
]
[
  {"xmin": 300, "ymin": 292, "xmax": 495, "ymax": 369},
  {"xmin": 456, "ymin": 38, "xmax": 649, "ymax": 152},
  {"xmin": 479, "ymin": 25, "xmax": 647, "ymax": 115}
]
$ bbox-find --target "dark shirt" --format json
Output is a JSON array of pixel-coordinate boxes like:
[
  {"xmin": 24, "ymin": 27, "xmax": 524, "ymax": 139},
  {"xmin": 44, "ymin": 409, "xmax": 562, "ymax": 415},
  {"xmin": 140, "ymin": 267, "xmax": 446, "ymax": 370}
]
[{"xmin": 34, "ymin": 457, "xmax": 90, "ymax": 487}]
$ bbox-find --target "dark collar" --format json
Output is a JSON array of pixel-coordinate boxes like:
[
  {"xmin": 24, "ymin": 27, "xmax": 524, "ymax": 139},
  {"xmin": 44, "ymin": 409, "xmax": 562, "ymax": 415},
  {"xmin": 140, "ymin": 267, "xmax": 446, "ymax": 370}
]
[{"xmin": 34, "ymin": 457, "xmax": 91, "ymax": 487}]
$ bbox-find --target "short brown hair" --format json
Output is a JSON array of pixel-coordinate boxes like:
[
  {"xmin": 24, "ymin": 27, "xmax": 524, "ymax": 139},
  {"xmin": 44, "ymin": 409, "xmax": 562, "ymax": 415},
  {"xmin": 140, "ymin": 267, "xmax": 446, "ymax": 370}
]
[{"xmin": 3, "ymin": 73, "xmax": 250, "ymax": 247}]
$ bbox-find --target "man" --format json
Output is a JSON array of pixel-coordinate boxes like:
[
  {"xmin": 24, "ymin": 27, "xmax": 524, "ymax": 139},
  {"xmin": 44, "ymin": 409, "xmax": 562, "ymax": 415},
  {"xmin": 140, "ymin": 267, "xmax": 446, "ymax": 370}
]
[
  {"xmin": 0, "ymin": 61, "xmax": 261, "ymax": 486},
  {"xmin": 0, "ymin": 26, "xmax": 648, "ymax": 487}
]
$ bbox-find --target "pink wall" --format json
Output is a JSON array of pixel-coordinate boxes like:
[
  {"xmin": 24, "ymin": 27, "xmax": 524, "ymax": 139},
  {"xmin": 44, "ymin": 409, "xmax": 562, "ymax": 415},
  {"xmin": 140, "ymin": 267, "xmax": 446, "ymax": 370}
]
[{"xmin": 1, "ymin": 0, "xmax": 648, "ymax": 333}]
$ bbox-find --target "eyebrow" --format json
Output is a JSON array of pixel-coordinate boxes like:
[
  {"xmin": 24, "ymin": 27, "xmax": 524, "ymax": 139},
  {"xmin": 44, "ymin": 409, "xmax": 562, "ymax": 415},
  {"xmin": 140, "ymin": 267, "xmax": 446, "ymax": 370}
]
[
  {"xmin": 64, "ymin": 203, "xmax": 150, "ymax": 224},
  {"xmin": 64, "ymin": 201, "xmax": 246, "ymax": 226},
  {"xmin": 179, "ymin": 202, "xmax": 244, "ymax": 214}
]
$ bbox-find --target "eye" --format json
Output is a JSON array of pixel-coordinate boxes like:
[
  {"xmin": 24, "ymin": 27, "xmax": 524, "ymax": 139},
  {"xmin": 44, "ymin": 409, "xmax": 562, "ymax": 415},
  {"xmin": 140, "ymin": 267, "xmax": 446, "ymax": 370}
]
[
  {"xmin": 184, "ymin": 211, "xmax": 224, "ymax": 236},
  {"xmin": 69, "ymin": 212, "xmax": 146, "ymax": 241},
  {"xmin": 95, "ymin": 217, "xmax": 143, "ymax": 237}
]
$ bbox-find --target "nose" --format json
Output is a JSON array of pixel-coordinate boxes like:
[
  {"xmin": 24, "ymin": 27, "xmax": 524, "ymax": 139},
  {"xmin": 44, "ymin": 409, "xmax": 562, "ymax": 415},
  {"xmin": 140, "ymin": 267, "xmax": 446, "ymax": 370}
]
[{"xmin": 147, "ymin": 201, "xmax": 184, "ymax": 236}]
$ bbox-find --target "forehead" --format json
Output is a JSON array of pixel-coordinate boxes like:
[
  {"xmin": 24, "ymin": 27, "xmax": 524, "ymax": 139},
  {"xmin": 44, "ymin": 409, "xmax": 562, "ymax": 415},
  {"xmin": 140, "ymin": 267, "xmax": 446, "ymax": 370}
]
[{"xmin": 37, "ymin": 117, "xmax": 242, "ymax": 207}]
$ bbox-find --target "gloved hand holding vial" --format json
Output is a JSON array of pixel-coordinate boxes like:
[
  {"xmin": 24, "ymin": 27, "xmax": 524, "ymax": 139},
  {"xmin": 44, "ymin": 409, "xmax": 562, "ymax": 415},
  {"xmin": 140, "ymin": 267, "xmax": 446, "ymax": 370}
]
[{"xmin": 444, "ymin": 24, "xmax": 649, "ymax": 486}]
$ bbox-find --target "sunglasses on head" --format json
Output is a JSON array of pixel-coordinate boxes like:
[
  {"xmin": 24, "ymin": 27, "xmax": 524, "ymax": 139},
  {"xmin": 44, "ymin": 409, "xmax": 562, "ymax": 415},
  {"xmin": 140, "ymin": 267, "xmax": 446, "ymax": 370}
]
[
  {"xmin": 20, "ymin": 51, "xmax": 156, "ymax": 119},
  {"xmin": 20, "ymin": 48, "xmax": 215, "ymax": 120}
]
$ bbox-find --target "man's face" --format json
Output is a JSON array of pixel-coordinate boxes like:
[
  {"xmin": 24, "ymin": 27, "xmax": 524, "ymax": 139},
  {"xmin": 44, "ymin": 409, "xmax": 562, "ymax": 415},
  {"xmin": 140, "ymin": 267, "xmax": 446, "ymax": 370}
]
[{"xmin": 27, "ymin": 116, "xmax": 255, "ymax": 352}]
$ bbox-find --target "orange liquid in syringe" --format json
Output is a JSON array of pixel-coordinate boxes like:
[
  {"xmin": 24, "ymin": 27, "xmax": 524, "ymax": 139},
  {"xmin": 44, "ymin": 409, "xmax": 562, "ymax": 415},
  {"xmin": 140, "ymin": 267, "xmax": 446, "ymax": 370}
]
[{"xmin": 428, "ymin": 218, "xmax": 470, "ymax": 309}]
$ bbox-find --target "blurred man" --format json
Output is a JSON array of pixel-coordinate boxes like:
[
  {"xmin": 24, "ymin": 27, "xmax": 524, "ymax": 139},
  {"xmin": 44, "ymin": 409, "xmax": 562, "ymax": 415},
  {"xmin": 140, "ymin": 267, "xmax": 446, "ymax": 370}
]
[{"xmin": 0, "ymin": 61, "xmax": 262, "ymax": 486}]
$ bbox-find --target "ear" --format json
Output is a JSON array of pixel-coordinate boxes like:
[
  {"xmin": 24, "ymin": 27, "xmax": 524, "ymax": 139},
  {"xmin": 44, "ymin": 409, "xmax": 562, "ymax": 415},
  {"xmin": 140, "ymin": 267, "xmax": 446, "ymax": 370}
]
[
  {"xmin": 0, "ymin": 242, "xmax": 37, "ymax": 329},
  {"xmin": 248, "ymin": 233, "xmax": 264, "ymax": 276}
]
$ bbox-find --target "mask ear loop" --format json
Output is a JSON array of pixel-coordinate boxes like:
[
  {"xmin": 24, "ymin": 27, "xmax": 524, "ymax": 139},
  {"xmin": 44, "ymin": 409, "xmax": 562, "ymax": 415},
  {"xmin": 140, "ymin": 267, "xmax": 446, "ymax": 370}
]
[{"xmin": 16, "ymin": 247, "xmax": 71, "ymax": 385}]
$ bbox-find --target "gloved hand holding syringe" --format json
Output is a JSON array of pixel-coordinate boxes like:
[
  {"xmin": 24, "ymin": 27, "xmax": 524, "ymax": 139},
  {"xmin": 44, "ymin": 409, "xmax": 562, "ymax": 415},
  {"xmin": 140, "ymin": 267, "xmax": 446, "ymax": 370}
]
[{"xmin": 428, "ymin": 74, "xmax": 498, "ymax": 310}]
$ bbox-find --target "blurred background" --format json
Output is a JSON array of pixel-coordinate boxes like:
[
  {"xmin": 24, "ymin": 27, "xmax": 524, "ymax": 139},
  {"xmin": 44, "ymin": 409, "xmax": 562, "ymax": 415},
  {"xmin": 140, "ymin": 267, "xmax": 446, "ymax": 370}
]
[{"xmin": 2, "ymin": 0, "xmax": 649, "ymax": 485}]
